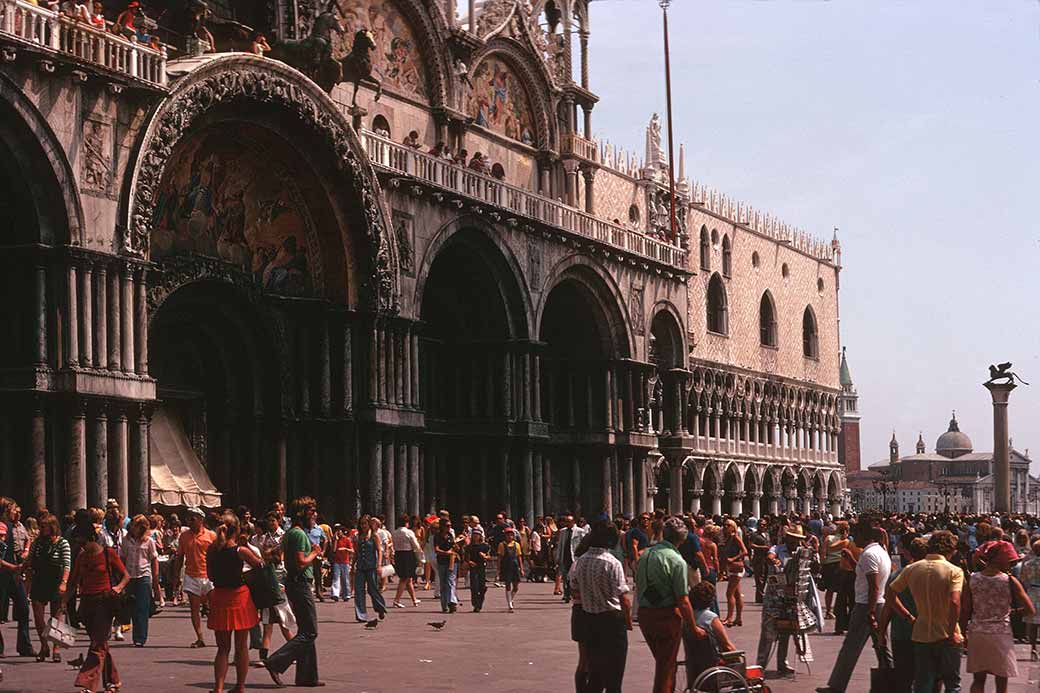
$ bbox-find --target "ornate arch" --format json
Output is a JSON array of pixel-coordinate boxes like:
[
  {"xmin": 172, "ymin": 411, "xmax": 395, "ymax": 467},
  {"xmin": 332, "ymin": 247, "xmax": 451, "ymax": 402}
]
[
  {"xmin": 122, "ymin": 54, "xmax": 399, "ymax": 312},
  {"xmin": 468, "ymin": 39, "xmax": 555, "ymax": 150},
  {"xmin": 537, "ymin": 253, "xmax": 633, "ymax": 358},
  {"xmin": 0, "ymin": 72, "xmax": 84, "ymax": 246},
  {"xmin": 415, "ymin": 214, "xmax": 533, "ymax": 338}
]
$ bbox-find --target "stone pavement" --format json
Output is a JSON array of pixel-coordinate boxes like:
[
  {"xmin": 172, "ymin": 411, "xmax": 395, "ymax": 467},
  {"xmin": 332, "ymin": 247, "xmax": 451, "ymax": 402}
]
[{"xmin": 0, "ymin": 579, "xmax": 1033, "ymax": 692}]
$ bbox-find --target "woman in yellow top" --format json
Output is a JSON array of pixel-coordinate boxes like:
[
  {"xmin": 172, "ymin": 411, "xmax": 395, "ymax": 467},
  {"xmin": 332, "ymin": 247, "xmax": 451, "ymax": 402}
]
[{"xmin": 497, "ymin": 527, "xmax": 524, "ymax": 612}]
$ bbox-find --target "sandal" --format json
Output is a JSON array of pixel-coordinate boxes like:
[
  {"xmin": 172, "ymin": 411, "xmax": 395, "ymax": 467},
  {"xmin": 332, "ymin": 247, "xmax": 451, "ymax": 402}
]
[
  {"xmin": 190, "ymin": 639, "xmax": 206, "ymax": 648},
  {"xmin": 52, "ymin": 651, "xmax": 62, "ymax": 663},
  {"xmin": 36, "ymin": 649, "xmax": 49, "ymax": 663}
]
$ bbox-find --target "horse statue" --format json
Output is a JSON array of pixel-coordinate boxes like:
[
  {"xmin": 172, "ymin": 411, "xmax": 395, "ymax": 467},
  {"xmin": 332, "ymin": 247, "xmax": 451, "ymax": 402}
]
[
  {"xmin": 987, "ymin": 362, "xmax": 1030, "ymax": 386},
  {"xmin": 270, "ymin": 8, "xmax": 344, "ymax": 93},
  {"xmin": 341, "ymin": 29, "xmax": 382, "ymax": 107}
]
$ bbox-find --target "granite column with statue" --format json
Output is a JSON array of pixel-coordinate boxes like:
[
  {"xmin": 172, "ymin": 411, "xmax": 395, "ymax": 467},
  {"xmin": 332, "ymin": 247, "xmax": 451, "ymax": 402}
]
[{"xmin": 985, "ymin": 380, "xmax": 1016, "ymax": 513}]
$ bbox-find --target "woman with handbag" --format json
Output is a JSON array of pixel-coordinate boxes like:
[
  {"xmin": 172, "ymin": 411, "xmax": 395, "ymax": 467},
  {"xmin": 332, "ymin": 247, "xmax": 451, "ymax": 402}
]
[
  {"xmin": 721, "ymin": 519, "xmax": 747, "ymax": 627},
  {"xmin": 352, "ymin": 515, "xmax": 387, "ymax": 622},
  {"xmin": 391, "ymin": 514, "xmax": 422, "ymax": 608},
  {"xmin": 206, "ymin": 510, "xmax": 263, "ymax": 693},
  {"xmin": 24, "ymin": 513, "xmax": 70, "ymax": 662},
  {"xmin": 65, "ymin": 524, "xmax": 129, "ymax": 693},
  {"xmin": 119, "ymin": 515, "xmax": 160, "ymax": 647}
]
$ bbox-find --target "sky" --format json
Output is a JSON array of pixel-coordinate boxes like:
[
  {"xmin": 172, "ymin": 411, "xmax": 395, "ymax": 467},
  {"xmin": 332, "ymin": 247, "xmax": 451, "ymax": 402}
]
[{"xmin": 589, "ymin": 0, "xmax": 1040, "ymax": 472}]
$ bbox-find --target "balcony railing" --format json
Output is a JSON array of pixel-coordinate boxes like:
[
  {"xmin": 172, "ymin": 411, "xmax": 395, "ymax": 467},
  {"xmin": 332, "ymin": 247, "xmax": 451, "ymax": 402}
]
[
  {"xmin": 0, "ymin": 0, "xmax": 167, "ymax": 87},
  {"xmin": 361, "ymin": 131, "xmax": 687, "ymax": 270},
  {"xmin": 561, "ymin": 132, "xmax": 598, "ymax": 163}
]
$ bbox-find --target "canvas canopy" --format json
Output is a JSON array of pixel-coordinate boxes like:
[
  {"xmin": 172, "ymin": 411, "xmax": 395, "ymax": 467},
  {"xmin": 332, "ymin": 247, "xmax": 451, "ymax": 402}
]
[{"xmin": 150, "ymin": 408, "xmax": 222, "ymax": 508}]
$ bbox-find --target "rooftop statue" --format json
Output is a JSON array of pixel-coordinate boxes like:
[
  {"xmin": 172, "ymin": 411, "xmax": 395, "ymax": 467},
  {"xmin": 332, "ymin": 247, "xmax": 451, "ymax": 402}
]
[{"xmin": 987, "ymin": 362, "xmax": 1029, "ymax": 386}]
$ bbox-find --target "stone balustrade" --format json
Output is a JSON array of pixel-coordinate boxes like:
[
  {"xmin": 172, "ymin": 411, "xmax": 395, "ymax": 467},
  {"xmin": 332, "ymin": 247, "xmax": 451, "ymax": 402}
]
[
  {"xmin": 561, "ymin": 132, "xmax": 598, "ymax": 163},
  {"xmin": 0, "ymin": 0, "xmax": 166, "ymax": 87},
  {"xmin": 361, "ymin": 130, "xmax": 687, "ymax": 270}
]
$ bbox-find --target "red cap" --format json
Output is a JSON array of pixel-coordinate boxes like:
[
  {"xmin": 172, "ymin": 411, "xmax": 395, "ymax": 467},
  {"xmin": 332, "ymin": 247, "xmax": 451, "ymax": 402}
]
[{"xmin": 981, "ymin": 540, "xmax": 1021, "ymax": 566}]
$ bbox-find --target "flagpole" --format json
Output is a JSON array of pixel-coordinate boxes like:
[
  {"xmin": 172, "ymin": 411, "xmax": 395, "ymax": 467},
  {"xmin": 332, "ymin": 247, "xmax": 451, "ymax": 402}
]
[{"xmin": 660, "ymin": 0, "xmax": 677, "ymax": 244}]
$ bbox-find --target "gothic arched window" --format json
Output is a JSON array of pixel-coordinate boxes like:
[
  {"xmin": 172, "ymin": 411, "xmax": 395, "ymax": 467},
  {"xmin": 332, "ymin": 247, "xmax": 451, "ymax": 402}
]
[
  {"xmin": 699, "ymin": 226, "xmax": 710, "ymax": 271},
  {"xmin": 802, "ymin": 306, "xmax": 819, "ymax": 358},
  {"xmin": 707, "ymin": 273, "xmax": 728, "ymax": 335},
  {"xmin": 722, "ymin": 234, "xmax": 732, "ymax": 277},
  {"xmin": 760, "ymin": 292, "xmax": 777, "ymax": 347}
]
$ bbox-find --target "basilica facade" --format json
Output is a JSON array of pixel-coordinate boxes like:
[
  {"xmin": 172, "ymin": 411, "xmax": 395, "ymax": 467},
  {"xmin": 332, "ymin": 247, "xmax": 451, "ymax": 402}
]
[{"xmin": 0, "ymin": 0, "xmax": 846, "ymax": 523}]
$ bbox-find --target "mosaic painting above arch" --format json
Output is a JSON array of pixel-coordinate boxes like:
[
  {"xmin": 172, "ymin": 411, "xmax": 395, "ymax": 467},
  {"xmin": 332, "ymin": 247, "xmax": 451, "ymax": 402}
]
[
  {"xmin": 468, "ymin": 56, "xmax": 536, "ymax": 145},
  {"xmin": 340, "ymin": 0, "xmax": 428, "ymax": 100},
  {"xmin": 150, "ymin": 132, "xmax": 321, "ymax": 298}
]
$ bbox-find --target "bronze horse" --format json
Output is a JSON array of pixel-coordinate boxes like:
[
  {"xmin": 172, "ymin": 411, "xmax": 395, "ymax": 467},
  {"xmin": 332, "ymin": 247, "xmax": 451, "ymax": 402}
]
[
  {"xmin": 341, "ymin": 29, "xmax": 382, "ymax": 107},
  {"xmin": 270, "ymin": 10, "xmax": 344, "ymax": 93}
]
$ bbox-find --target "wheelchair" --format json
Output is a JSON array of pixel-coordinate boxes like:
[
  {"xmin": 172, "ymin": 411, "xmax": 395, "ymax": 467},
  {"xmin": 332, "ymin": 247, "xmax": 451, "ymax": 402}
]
[{"xmin": 675, "ymin": 650, "xmax": 771, "ymax": 693}]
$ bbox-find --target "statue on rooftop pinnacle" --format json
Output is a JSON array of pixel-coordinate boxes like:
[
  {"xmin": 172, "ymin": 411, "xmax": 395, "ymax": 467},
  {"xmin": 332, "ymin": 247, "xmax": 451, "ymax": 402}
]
[{"xmin": 987, "ymin": 362, "xmax": 1030, "ymax": 386}]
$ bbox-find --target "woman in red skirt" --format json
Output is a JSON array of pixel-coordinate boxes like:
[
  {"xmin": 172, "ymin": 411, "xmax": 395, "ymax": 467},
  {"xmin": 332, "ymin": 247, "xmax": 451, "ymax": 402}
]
[{"xmin": 206, "ymin": 511, "xmax": 263, "ymax": 693}]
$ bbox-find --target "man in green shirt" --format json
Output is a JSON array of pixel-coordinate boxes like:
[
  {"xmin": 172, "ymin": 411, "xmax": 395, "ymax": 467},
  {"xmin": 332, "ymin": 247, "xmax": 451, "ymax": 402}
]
[
  {"xmin": 265, "ymin": 497, "xmax": 323, "ymax": 687},
  {"xmin": 636, "ymin": 516, "xmax": 706, "ymax": 693}
]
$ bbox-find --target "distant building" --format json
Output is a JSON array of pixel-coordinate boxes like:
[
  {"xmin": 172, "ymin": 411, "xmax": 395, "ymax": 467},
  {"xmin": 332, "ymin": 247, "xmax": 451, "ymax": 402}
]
[
  {"xmin": 838, "ymin": 348, "xmax": 861, "ymax": 473},
  {"xmin": 854, "ymin": 413, "xmax": 1037, "ymax": 514}
]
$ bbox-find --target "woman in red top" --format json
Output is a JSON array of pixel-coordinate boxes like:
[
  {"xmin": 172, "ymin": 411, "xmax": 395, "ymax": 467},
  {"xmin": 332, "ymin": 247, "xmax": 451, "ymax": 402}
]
[{"xmin": 65, "ymin": 528, "xmax": 129, "ymax": 693}]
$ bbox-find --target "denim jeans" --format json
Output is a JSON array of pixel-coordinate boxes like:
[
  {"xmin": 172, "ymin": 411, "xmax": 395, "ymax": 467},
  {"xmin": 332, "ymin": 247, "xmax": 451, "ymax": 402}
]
[
  {"xmin": 330, "ymin": 563, "xmax": 351, "ymax": 600},
  {"xmin": 0, "ymin": 574, "xmax": 31, "ymax": 655},
  {"xmin": 266, "ymin": 574, "xmax": 319, "ymax": 686},
  {"xmin": 826, "ymin": 602, "xmax": 889, "ymax": 692},
  {"xmin": 128, "ymin": 577, "xmax": 152, "ymax": 645},
  {"xmin": 469, "ymin": 566, "xmax": 486, "ymax": 610},
  {"xmin": 913, "ymin": 640, "xmax": 961, "ymax": 693},
  {"xmin": 353, "ymin": 569, "xmax": 385, "ymax": 621},
  {"xmin": 436, "ymin": 562, "xmax": 458, "ymax": 611}
]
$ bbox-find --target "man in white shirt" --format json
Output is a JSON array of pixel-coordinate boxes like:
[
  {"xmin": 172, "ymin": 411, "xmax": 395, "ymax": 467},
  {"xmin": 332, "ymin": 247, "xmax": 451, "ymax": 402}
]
[{"xmin": 817, "ymin": 522, "xmax": 892, "ymax": 693}]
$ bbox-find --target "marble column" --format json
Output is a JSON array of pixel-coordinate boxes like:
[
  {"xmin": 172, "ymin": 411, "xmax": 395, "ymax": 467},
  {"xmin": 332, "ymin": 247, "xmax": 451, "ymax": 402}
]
[
  {"xmin": 410, "ymin": 331, "xmax": 420, "ymax": 408},
  {"xmin": 985, "ymin": 381, "xmax": 1016, "ymax": 513},
  {"xmin": 80, "ymin": 263, "xmax": 93, "ymax": 367},
  {"xmin": 129, "ymin": 406, "xmax": 150, "ymax": 515},
  {"xmin": 94, "ymin": 264, "xmax": 106, "ymax": 370},
  {"xmin": 369, "ymin": 431, "xmax": 382, "ymax": 514},
  {"xmin": 107, "ymin": 268, "xmax": 120, "ymax": 371},
  {"xmin": 135, "ymin": 268, "xmax": 148, "ymax": 375},
  {"xmin": 542, "ymin": 454, "xmax": 552, "ymax": 516},
  {"xmin": 730, "ymin": 491, "xmax": 744, "ymax": 518},
  {"xmin": 571, "ymin": 455, "xmax": 581, "ymax": 514},
  {"xmin": 30, "ymin": 397, "xmax": 47, "ymax": 512},
  {"xmin": 523, "ymin": 447, "xmax": 535, "ymax": 526},
  {"xmin": 121, "ymin": 266, "xmax": 135, "ymax": 374},
  {"xmin": 402, "ymin": 326, "xmax": 412, "ymax": 408},
  {"xmin": 634, "ymin": 453, "xmax": 647, "ymax": 514},
  {"xmin": 601, "ymin": 451, "xmax": 613, "ymax": 516},
  {"xmin": 396, "ymin": 436, "xmax": 407, "ymax": 521},
  {"xmin": 749, "ymin": 491, "xmax": 762, "ymax": 518},
  {"xmin": 66, "ymin": 264, "xmax": 79, "ymax": 367},
  {"xmin": 276, "ymin": 424, "xmax": 288, "ymax": 503},
  {"xmin": 67, "ymin": 400, "xmax": 86, "ymax": 510},
  {"xmin": 668, "ymin": 461, "xmax": 683, "ymax": 515},
  {"xmin": 369, "ymin": 323, "xmax": 380, "ymax": 404},
  {"xmin": 500, "ymin": 445, "xmax": 512, "ymax": 518},
  {"xmin": 109, "ymin": 407, "xmax": 129, "ymax": 511},
  {"xmin": 532, "ymin": 353, "xmax": 542, "ymax": 422},
  {"xmin": 621, "ymin": 451, "xmax": 634, "ymax": 517},
  {"xmin": 342, "ymin": 321, "xmax": 353, "ymax": 413},
  {"xmin": 767, "ymin": 494, "xmax": 780, "ymax": 516},
  {"xmin": 829, "ymin": 497, "xmax": 841, "ymax": 518},
  {"xmin": 87, "ymin": 404, "xmax": 108, "ymax": 508},
  {"xmin": 533, "ymin": 450, "xmax": 544, "ymax": 518},
  {"xmin": 318, "ymin": 316, "xmax": 331, "ymax": 416},
  {"xmin": 408, "ymin": 442, "xmax": 420, "ymax": 515},
  {"xmin": 383, "ymin": 432, "xmax": 396, "ymax": 521},
  {"xmin": 34, "ymin": 265, "xmax": 48, "ymax": 366},
  {"xmin": 710, "ymin": 488, "xmax": 722, "ymax": 516},
  {"xmin": 688, "ymin": 489, "xmax": 702, "ymax": 514}
]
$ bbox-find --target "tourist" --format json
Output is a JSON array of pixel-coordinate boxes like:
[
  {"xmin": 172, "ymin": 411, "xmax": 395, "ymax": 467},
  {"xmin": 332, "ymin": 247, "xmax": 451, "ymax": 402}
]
[
  {"xmin": 65, "ymin": 519, "xmax": 129, "ymax": 693},
  {"xmin": 556, "ymin": 514, "xmax": 577, "ymax": 601},
  {"xmin": 330, "ymin": 523, "xmax": 353, "ymax": 603},
  {"xmin": 700, "ymin": 524, "xmax": 720, "ymax": 613},
  {"xmin": 111, "ymin": 0, "xmax": 138, "ymax": 40},
  {"xmin": 403, "ymin": 130, "xmax": 422, "ymax": 149},
  {"xmin": 833, "ymin": 521, "xmax": 858, "ymax": 635},
  {"xmin": 264, "ymin": 497, "xmax": 323, "ymax": 688},
  {"xmin": 253, "ymin": 511, "xmax": 293, "ymax": 663},
  {"xmin": 453, "ymin": 148, "xmax": 468, "ymax": 166},
  {"xmin": 391, "ymin": 514, "xmax": 422, "ymax": 608},
  {"xmin": 1018, "ymin": 539, "xmax": 1040, "ymax": 659},
  {"xmin": 883, "ymin": 529, "xmax": 963, "ymax": 693},
  {"xmin": 817, "ymin": 521, "xmax": 892, "ymax": 693},
  {"xmin": 251, "ymin": 32, "xmax": 271, "ymax": 57},
  {"xmin": 434, "ymin": 517, "xmax": 459, "ymax": 613},
  {"xmin": 422, "ymin": 515, "xmax": 436, "ymax": 590},
  {"xmin": 962, "ymin": 539, "xmax": 1033, "ymax": 693},
  {"xmin": 878, "ymin": 536, "xmax": 928, "ymax": 693},
  {"xmin": 684, "ymin": 580, "xmax": 737, "ymax": 683},
  {"xmin": 747, "ymin": 517, "xmax": 771, "ymax": 603},
  {"xmin": 636, "ymin": 516, "xmax": 706, "ymax": 693},
  {"xmin": 118, "ymin": 514, "xmax": 160, "ymax": 647},
  {"xmin": 207, "ymin": 510, "xmax": 263, "ymax": 693},
  {"xmin": 88, "ymin": 0, "xmax": 106, "ymax": 27},
  {"xmin": 626, "ymin": 513, "xmax": 652, "ymax": 574},
  {"xmin": 498, "ymin": 526, "xmax": 523, "ymax": 612},
  {"xmin": 177, "ymin": 506, "xmax": 216, "ymax": 648},
  {"xmin": 467, "ymin": 152, "xmax": 486, "ymax": 173},
  {"xmin": 59, "ymin": 0, "xmax": 91, "ymax": 21},
  {"xmin": 306, "ymin": 511, "xmax": 327, "ymax": 602},
  {"xmin": 720, "ymin": 519, "xmax": 747, "ymax": 627},
  {"xmin": 822, "ymin": 520, "xmax": 849, "ymax": 619},
  {"xmin": 24, "ymin": 513, "xmax": 69, "ymax": 662},
  {"xmin": 756, "ymin": 525, "xmax": 817, "ymax": 676},
  {"xmin": 0, "ymin": 500, "xmax": 32, "ymax": 658},
  {"xmin": 570, "ymin": 519, "xmax": 632, "ymax": 693},
  {"xmin": 465, "ymin": 528, "xmax": 490, "ymax": 612},
  {"xmin": 352, "ymin": 515, "xmax": 387, "ymax": 622},
  {"xmin": 528, "ymin": 517, "xmax": 545, "ymax": 581},
  {"xmin": 373, "ymin": 517, "xmax": 392, "ymax": 593}
]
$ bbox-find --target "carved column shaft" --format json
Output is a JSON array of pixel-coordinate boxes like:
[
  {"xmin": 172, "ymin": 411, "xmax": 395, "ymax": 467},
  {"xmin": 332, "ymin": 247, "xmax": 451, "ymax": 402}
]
[
  {"xmin": 80, "ymin": 263, "xmax": 93, "ymax": 367},
  {"xmin": 135, "ymin": 268, "xmax": 148, "ymax": 375},
  {"xmin": 120, "ymin": 267, "xmax": 135, "ymax": 374},
  {"xmin": 66, "ymin": 263, "xmax": 79, "ymax": 367}
]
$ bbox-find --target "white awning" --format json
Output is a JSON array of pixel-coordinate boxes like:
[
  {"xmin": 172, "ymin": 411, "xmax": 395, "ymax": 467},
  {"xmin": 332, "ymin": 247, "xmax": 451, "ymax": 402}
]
[{"xmin": 150, "ymin": 408, "xmax": 222, "ymax": 508}]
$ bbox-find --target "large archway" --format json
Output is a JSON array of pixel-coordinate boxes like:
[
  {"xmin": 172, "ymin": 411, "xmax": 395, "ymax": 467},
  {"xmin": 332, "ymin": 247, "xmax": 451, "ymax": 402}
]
[
  {"xmin": 539, "ymin": 264, "xmax": 630, "ymax": 516},
  {"xmin": 419, "ymin": 225, "xmax": 529, "ymax": 520}
]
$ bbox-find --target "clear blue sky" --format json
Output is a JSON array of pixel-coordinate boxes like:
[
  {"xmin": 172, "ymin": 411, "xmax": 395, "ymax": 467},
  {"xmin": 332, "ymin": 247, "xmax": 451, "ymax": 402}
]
[{"xmin": 590, "ymin": 0, "xmax": 1040, "ymax": 472}]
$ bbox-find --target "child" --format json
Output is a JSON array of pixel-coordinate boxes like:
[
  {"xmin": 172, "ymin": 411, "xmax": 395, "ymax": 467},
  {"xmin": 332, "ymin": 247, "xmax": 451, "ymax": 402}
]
[
  {"xmin": 498, "ymin": 527, "xmax": 524, "ymax": 612},
  {"xmin": 465, "ymin": 529, "xmax": 491, "ymax": 612},
  {"xmin": 330, "ymin": 524, "xmax": 353, "ymax": 603}
]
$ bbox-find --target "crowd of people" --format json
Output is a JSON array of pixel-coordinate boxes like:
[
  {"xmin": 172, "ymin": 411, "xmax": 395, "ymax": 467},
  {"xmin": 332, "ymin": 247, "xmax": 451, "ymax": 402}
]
[{"xmin": 2, "ymin": 493, "xmax": 1039, "ymax": 692}]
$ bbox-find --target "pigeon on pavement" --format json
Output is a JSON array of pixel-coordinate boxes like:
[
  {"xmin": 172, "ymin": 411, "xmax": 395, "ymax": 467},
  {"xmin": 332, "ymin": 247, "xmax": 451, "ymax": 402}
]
[
  {"xmin": 365, "ymin": 620, "xmax": 379, "ymax": 629},
  {"xmin": 427, "ymin": 621, "xmax": 447, "ymax": 631}
]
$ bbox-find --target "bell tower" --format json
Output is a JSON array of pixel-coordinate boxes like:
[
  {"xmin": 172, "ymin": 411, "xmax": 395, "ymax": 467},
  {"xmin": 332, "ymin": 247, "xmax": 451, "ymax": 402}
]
[{"xmin": 838, "ymin": 347, "xmax": 862, "ymax": 472}]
